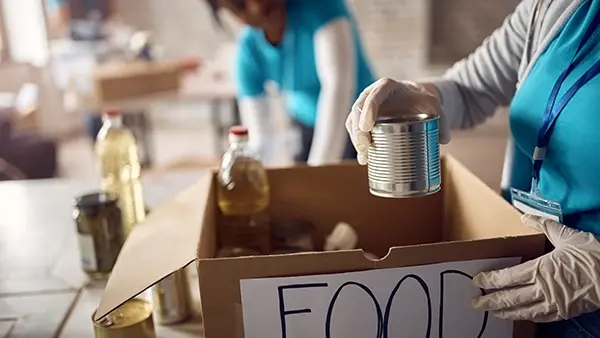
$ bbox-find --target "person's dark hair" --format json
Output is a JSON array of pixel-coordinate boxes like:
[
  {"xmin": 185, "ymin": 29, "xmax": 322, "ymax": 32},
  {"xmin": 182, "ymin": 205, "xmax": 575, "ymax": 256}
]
[{"xmin": 205, "ymin": 0, "xmax": 222, "ymax": 26}]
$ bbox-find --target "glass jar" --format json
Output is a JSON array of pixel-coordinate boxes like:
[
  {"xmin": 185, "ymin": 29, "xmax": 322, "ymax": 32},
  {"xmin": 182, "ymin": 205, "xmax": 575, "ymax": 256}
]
[{"xmin": 73, "ymin": 191, "xmax": 125, "ymax": 280}]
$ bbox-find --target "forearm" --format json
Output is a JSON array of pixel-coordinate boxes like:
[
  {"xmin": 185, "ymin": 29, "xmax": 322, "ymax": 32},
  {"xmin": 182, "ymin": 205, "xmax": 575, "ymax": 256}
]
[
  {"xmin": 308, "ymin": 18, "xmax": 356, "ymax": 166},
  {"xmin": 309, "ymin": 87, "xmax": 352, "ymax": 165},
  {"xmin": 238, "ymin": 97, "xmax": 277, "ymax": 164}
]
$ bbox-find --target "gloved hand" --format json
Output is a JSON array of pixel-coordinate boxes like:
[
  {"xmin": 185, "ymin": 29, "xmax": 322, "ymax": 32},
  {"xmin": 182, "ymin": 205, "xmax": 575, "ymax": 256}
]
[
  {"xmin": 345, "ymin": 78, "xmax": 449, "ymax": 165},
  {"xmin": 472, "ymin": 214, "xmax": 600, "ymax": 322}
]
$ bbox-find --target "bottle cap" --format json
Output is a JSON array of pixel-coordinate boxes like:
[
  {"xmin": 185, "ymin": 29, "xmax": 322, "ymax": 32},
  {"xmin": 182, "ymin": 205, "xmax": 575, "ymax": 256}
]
[
  {"xmin": 324, "ymin": 222, "xmax": 358, "ymax": 251},
  {"xmin": 104, "ymin": 108, "xmax": 121, "ymax": 118},
  {"xmin": 229, "ymin": 126, "xmax": 249, "ymax": 143},
  {"xmin": 229, "ymin": 126, "xmax": 248, "ymax": 135}
]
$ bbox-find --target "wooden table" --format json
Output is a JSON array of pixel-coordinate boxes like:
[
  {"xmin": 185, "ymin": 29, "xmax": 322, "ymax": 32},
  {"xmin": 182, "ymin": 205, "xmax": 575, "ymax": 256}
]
[
  {"xmin": 82, "ymin": 66, "xmax": 240, "ymax": 157},
  {"xmin": 0, "ymin": 172, "xmax": 208, "ymax": 337}
]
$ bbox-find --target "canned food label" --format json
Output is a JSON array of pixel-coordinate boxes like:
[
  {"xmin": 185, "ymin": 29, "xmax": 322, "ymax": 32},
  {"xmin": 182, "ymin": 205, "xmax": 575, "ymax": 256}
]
[{"xmin": 77, "ymin": 234, "xmax": 97, "ymax": 271}]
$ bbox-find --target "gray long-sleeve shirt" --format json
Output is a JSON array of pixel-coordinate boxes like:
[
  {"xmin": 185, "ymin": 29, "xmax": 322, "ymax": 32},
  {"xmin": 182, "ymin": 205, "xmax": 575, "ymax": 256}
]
[{"xmin": 431, "ymin": 0, "xmax": 584, "ymax": 191}]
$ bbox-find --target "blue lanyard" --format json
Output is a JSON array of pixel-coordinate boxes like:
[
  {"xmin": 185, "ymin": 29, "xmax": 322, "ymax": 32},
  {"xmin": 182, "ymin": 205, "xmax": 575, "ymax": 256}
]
[{"xmin": 532, "ymin": 6, "xmax": 600, "ymax": 184}]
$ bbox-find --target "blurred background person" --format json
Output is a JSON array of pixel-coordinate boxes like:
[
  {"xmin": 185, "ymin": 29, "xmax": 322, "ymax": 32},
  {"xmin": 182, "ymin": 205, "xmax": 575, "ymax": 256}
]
[
  {"xmin": 45, "ymin": 0, "xmax": 118, "ymax": 41},
  {"xmin": 206, "ymin": 0, "xmax": 375, "ymax": 165}
]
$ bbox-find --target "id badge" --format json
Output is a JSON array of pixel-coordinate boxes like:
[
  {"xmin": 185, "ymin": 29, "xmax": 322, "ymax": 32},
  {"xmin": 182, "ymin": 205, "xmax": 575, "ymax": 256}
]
[{"xmin": 511, "ymin": 188, "xmax": 563, "ymax": 222}]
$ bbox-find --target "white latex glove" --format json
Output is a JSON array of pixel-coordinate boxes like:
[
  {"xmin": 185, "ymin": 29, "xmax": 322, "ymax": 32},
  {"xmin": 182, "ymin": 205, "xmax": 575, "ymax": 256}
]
[
  {"xmin": 345, "ymin": 78, "xmax": 450, "ymax": 165},
  {"xmin": 472, "ymin": 214, "xmax": 600, "ymax": 322}
]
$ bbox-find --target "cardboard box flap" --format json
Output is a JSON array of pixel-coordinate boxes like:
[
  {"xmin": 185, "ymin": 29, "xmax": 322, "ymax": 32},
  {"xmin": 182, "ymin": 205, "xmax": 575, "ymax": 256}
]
[
  {"xmin": 94, "ymin": 174, "xmax": 212, "ymax": 321},
  {"xmin": 441, "ymin": 155, "xmax": 537, "ymax": 240}
]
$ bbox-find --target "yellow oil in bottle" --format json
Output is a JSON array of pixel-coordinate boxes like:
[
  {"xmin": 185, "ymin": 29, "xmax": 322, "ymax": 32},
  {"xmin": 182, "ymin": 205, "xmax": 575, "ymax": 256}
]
[
  {"xmin": 217, "ymin": 159, "xmax": 270, "ymax": 215},
  {"xmin": 95, "ymin": 110, "xmax": 146, "ymax": 236},
  {"xmin": 95, "ymin": 110, "xmax": 191, "ymax": 323},
  {"xmin": 217, "ymin": 126, "xmax": 271, "ymax": 253}
]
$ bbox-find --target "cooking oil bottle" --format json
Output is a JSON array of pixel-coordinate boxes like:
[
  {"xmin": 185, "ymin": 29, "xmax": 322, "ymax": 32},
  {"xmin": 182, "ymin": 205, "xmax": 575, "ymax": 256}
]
[
  {"xmin": 95, "ymin": 109, "xmax": 145, "ymax": 236},
  {"xmin": 217, "ymin": 126, "xmax": 271, "ymax": 254},
  {"xmin": 95, "ymin": 108, "xmax": 192, "ymax": 325}
]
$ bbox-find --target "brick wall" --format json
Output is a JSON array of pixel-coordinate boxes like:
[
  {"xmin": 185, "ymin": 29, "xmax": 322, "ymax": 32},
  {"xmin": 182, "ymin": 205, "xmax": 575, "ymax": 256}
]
[
  {"xmin": 429, "ymin": 0, "xmax": 520, "ymax": 64},
  {"xmin": 346, "ymin": 0, "xmax": 432, "ymax": 80},
  {"xmin": 119, "ymin": 0, "xmax": 517, "ymax": 80}
]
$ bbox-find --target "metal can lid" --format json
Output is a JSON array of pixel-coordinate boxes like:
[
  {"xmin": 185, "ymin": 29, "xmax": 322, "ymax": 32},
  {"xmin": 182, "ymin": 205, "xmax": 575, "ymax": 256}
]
[
  {"xmin": 94, "ymin": 299, "xmax": 153, "ymax": 329},
  {"xmin": 75, "ymin": 191, "xmax": 119, "ymax": 211},
  {"xmin": 374, "ymin": 113, "xmax": 438, "ymax": 126}
]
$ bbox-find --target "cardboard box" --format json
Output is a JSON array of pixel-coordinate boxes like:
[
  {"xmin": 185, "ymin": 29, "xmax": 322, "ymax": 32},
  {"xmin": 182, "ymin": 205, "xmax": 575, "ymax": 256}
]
[
  {"xmin": 93, "ymin": 60, "xmax": 182, "ymax": 104},
  {"xmin": 96, "ymin": 155, "xmax": 546, "ymax": 338}
]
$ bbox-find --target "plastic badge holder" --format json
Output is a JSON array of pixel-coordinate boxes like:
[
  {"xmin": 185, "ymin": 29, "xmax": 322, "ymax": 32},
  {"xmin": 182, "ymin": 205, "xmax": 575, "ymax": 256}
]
[{"xmin": 511, "ymin": 178, "xmax": 562, "ymax": 223}]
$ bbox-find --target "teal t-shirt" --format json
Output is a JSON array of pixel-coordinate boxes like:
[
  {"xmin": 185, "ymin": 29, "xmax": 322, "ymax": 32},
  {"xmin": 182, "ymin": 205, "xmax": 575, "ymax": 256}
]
[
  {"xmin": 510, "ymin": 0, "xmax": 600, "ymax": 234},
  {"xmin": 46, "ymin": 0, "xmax": 66, "ymax": 10},
  {"xmin": 234, "ymin": 0, "xmax": 375, "ymax": 127}
]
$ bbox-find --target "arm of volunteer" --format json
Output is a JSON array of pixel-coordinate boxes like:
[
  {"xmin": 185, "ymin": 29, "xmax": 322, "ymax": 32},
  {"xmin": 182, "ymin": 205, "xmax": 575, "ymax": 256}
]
[
  {"xmin": 238, "ymin": 97, "xmax": 274, "ymax": 160},
  {"xmin": 308, "ymin": 18, "xmax": 356, "ymax": 166},
  {"xmin": 427, "ymin": 0, "xmax": 535, "ymax": 130},
  {"xmin": 233, "ymin": 33, "xmax": 273, "ymax": 162}
]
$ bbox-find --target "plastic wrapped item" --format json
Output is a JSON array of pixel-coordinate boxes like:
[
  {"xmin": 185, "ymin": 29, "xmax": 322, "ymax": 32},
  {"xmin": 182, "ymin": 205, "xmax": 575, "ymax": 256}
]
[
  {"xmin": 324, "ymin": 222, "xmax": 358, "ymax": 251},
  {"xmin": 363, "ymin": 252, "xmax": 379, "ymax": 260}
]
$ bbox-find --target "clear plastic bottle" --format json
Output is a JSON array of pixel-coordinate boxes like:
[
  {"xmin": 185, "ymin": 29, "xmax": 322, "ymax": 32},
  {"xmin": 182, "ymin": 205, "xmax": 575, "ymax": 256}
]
[
  {"xmin": 95, "ymin": 109, "xmax": 192, "ymax": 324},
  {"xmin": 217, "ymin": 126, "xmax": 271, "ymax": 254},
  {"xmin": 95, "ymin": 109, "xmax": 146, "ymax": 236}
]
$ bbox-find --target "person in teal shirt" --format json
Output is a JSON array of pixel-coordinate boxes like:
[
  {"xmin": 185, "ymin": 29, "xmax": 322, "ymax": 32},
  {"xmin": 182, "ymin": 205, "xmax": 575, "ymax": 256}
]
[
  {"xmin": 347, "ymin": 0, "xmax": 600, "ymax": 336},
  {"xmin": 509, "ymin": 0, "xmax": 600, "ymax": 236},
  {"xmin": 205, "ymin": 0, "xmax": 375, "ymax": 165}
]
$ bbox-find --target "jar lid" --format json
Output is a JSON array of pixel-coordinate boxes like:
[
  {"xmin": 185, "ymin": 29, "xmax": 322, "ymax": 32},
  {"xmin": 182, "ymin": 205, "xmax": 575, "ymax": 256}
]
[{"xmin": 75, "ymin": 191, "xmax": 118, "ymax": 210}]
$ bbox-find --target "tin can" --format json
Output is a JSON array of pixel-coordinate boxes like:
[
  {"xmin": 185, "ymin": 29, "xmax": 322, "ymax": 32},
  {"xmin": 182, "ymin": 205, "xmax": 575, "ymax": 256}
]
[
  {"xmin": 93, "ymin": 299, "xmax": 156, "ymax": 338},
  {"xmin": 151, "ymin": 269, "xmax": 192, "ymax": 325},
  {"xmin": 73, "ymin": 191, "xmax": 125, "ymax": 280},
  {"xmin": 367, "ymin": 114, "xmax": 441, "ymax": 198}
]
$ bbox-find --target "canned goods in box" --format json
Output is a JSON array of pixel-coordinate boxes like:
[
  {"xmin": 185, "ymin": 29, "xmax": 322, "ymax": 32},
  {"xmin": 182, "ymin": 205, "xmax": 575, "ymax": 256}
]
[
  {"xmin": 367, "ymin": 114, "xmax": 441, "ymax": 198},
  {"xmin": 151, "ymin": 269, "xmax": 192, "ymax": 325},
  {"xmin": 93, "ymin": 299, "xmax": 155, "ymax": 338}
]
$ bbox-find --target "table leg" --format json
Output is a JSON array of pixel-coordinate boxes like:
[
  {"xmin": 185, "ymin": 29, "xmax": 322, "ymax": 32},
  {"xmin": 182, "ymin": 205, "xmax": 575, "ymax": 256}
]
[
  {"xmin": 142, "ymin": 112, "xmax": 155, "ymax": 169},
  {"xmin": 210, "ymin": 100, "xmax": 222, "ymax": 156},
  {"xmin": 124, "ymin": 111, "xmax": 154, "ymax": 169},
  {"xmin": 231, "ymin": 99, "xmax": 241, "ymax": 126}
]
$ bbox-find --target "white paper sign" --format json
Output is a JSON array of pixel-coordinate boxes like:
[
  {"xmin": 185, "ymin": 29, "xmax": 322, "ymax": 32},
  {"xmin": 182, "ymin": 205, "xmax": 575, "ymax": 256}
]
[{"xmin": 240, "ymin": 257, "xmax": 521, "ymax": 338}]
